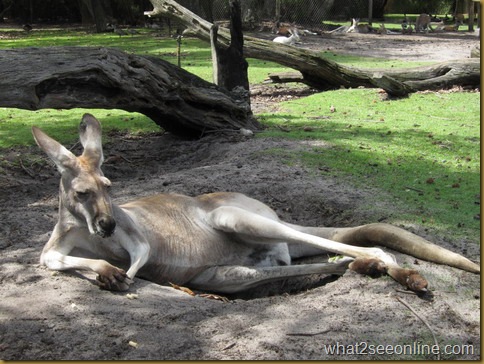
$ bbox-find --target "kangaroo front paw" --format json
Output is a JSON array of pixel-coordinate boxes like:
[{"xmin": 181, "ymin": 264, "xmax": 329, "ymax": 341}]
[{"xmin": 96, "ymin": 265, "xmax": 132, "ymax": 291}]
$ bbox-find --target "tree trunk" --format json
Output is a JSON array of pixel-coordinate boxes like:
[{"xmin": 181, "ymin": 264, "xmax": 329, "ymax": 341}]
[
  {"xmin": 210, "ymin": 0, "xmax": 249, "ymax": 103},
  {"xmin": 468, "ymin": 0, "xmax": 475, "ymax": 32},
  {"xmin": 146, "ymin": 0, "xmax": 480, "ymax": 96},
  {"xmin": 0, "ymin": 47, "xmax": 257, "ymax": 137},
  {"xmin": 0, "ymin": 2, "xmax": 13, "ymax": 23},
  {"xmin": 81, "ymin": 0, "xmax": 107, "ymax": 33},
  {"xmin": 372, "ymin": 0, "xmax": 388, "ymax": 19}
]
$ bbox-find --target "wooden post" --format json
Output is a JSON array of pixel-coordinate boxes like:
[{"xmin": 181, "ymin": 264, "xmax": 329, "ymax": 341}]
[
  {"xmin": 477, "ymin": 1, "xmax": 481, "ymax": 29},
  {"xmin": 468, "ymin": 0, "xmax": 474, "ymax": 31},
  {"xmin": 210, "ymin": 25, "xmax": 220, "ymax": 85},
  {"xmin": 176, "ymin": 35, "xmax": 182, "ymax": 67},
  {"xmin": 368, "ymin": 0, "xmax": 373, "ymax": 25},
  {"xmin": 275, "ymin": 0, "xmax": 281, "ymax": 22}
]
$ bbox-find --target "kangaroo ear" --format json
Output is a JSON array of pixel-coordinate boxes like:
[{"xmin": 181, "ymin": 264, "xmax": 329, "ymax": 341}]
[
  {"xmin": 32, "ymin": 126, "xmax": 78, "ymax": 174},
  {"xmin": 79, "ymin": 113, "xmax": 104, "ymax": 168}
]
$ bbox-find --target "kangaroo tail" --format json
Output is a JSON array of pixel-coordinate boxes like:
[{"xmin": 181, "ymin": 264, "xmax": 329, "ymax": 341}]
[{"xmin": 332, "ymin": 223, "xmax": 480, "ymax": 274}]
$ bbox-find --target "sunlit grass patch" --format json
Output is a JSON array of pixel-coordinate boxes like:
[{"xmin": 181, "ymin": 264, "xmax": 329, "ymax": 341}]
[
  {"xmin": 0, "ymin": 108, "xmax": 158, "ymax": 148},
  {"xmin": 258, "ymin": 89, "xmax": 480, "ymax": 241}
]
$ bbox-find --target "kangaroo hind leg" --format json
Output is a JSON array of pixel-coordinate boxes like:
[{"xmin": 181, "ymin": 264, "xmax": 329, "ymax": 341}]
[
  {"xmin": 207, "ymin": 206, "xmax": 397, "ymax": 265},
  {"xmin": 188, "ymin": 260, "xmax": 352, "ymax": 294}
]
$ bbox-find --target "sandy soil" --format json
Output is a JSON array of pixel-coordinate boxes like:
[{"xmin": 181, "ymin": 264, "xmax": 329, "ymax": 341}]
[{"xmin": 0, "ymin": 31, "xmax": 480, "ymax": 360}]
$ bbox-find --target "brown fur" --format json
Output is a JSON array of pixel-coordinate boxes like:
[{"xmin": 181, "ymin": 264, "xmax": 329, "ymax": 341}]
[
  {"xmin": 31, "ymin": 114, "xmax": 480, "ymax": 294},
  {"xmin": 349, "ymin": 257, "xmax": 387, "ymax": 277},
  {"xmin": 387, "ymin": 267, "xmax": 428, "ymax": 292}
]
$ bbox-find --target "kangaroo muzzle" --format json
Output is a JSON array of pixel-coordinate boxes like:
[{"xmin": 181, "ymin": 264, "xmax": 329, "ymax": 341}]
[{"xmin": 95, "ymin": 213, "xmax": 116, "ymax": 238}]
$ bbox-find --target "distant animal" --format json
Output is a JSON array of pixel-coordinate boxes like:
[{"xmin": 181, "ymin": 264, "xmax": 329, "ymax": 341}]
[
  {"xmin": 377, "ymin": 24, "xmax": 387, "ymax": 35},
  {"xmin": 273, "ymin": 28, "xmax": 300, "ymax": 45},
  {"xmin": 127, "ymin": 28, "xmax": 139, "ymax": 35},
  {"xmin": 274, "ymin": 22, "xmax": 293, "ymax": 36},
  {"xmin": 31, "ymin": 113, "xmax": 480, "ymax": 294},
  {"xmin": 402, "ymin": 22, "xmax": 414, "ymax": 34},
  {"xmin": 301, "ymin": 29, "xmax": 318, "ymax": 36},
  {"xmin": 436, "ymin": 21, "xmax": 462, "ymax": 32},
  {"xmin": 401, "ymin": 14, "xmax": 415, "ymax": 34},
  {"xmin": 243, "ymin": 8, "xmax": 255, "ymax": 29},
  {"xmin": 377, "ymin": 24, "xmax": 400, "ymax": 35},
  {"xmin": 453, "ymin": 13, "xmax": 465, "ymax": 24},
  {"xmin": 115, "ymin": 27, "xmax": 127, "ymax": 36},
  {"xmin": 415, "ymin": 13, "xmax": 433, "ymax": 33},
  {"xmin": 23, "ymin": 24, "xmax": 32, "ymax": 32},
  {"xmin": 401, "ymin": 14, "xmax": 409, "ymax": 30},
  {"xmin": 145, "ymin": 22, "xmax": 162, "ymax": 29},
  {"xmin": 347, "ymin": 18, "xmax": 374, "ymax": 34}
]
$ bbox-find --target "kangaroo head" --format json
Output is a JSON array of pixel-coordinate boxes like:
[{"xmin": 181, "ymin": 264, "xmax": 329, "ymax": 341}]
[{"xmin": 32, "ymin": 114, "xmax": 116, "ymax": 238}]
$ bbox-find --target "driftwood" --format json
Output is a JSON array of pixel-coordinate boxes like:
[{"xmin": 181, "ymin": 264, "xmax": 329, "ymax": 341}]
[
  {"xmin": 146, "ymin": 0, "xmax": 480, "ymax": 96},
  {"xmin": 0, "ymin": 47, "xmax": 257, "ymax": 137}
]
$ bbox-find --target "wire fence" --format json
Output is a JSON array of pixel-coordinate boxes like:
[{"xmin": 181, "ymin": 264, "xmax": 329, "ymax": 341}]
[{"xmin": 171, "ymin": 0, "xmax": 460, "ymax": 29}]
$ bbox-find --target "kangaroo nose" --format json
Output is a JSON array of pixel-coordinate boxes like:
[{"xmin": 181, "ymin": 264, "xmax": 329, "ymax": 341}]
[{"xmin": 96, "ymin": 214, "xmax": 116, "ymax": 237}]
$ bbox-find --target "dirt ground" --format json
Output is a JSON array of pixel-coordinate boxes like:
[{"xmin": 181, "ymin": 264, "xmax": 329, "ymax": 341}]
[{"xmin": 0, "ymin": 31, "xmax": 480, "ymax": 360}]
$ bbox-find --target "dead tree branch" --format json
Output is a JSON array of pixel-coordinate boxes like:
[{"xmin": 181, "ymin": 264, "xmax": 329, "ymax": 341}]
[
  {"xmin": 0, "ymin": 47, "xmax": 258, "ymax": 137},
  {"xmin": 145, "ymin": 0, "xmax": 480, "ymax": 96}
]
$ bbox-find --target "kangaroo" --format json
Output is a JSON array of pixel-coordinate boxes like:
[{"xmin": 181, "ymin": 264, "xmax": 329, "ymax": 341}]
[
  {"xmin": 273, "ymin": 28, "xmax": 300, "ymax": 45},
  {"xmin": 32, "ymin": 114, "xmax": 480, "ymax": 293},
  {"xmin": 436, "ymin": 21, "xmax": 462, "ymax": 32},
  {"xmin": 347, "ymin": 18, "xmax": 373, "ymax": 34},
  {"xmin": 377, "ymin": 24, "xmax": 388, "ymax": 35},
  {"xmin": 415, "ymin": 13, "xmax": 433, "ymax": 33}
]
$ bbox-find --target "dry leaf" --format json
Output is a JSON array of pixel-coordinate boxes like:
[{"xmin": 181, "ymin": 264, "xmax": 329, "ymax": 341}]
[
  {"xmin": 169, "ymin": 282, "xmax": 196, "ymax": 296},
  {"xmin": 198, "ymin": 293, "xmax": 230, "ymax": 303}
]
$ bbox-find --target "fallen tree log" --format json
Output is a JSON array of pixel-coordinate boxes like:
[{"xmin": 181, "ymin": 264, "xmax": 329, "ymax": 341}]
[
  {"xmin": 146, "ymin": 0, "xmax": 480, "ymax": 95},
  {"xmin": 0, "ymin": 47, "xmax": 257, "ymax": 137}
]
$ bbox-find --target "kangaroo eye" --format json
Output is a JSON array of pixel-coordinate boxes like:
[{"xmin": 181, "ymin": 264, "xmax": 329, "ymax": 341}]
[{"xmin": 75, "ymin": 191, "xmax": 90, "ymax": 200}]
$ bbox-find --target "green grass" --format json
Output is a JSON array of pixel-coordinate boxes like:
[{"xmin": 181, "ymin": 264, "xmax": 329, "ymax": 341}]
[
  {"xmin": 0, "ymin": 28, "xmax": 292, "ymax": 84},
  {"xmin": 0, "ymin": 28, "xmax": 294, "ymax": 146},
  {"xmin": 258, "ymin": 89, "xmax": 480, "ymax": 241},
  {"xmin": 0, "ymin": 27, "xmax": 432, "ymax": 84},
  {"xmin": 0, "ymin": 108, "xmax": 158, "ymax": 148},
  {"xmin": 0, "ymin": 27, "xmax": 480, "ymax": 243}
]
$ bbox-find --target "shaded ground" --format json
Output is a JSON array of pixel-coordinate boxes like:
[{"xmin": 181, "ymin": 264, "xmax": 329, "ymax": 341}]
[{"xmin": 0, "ymin": 31, "xmax": 480, "ymax": 360}]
